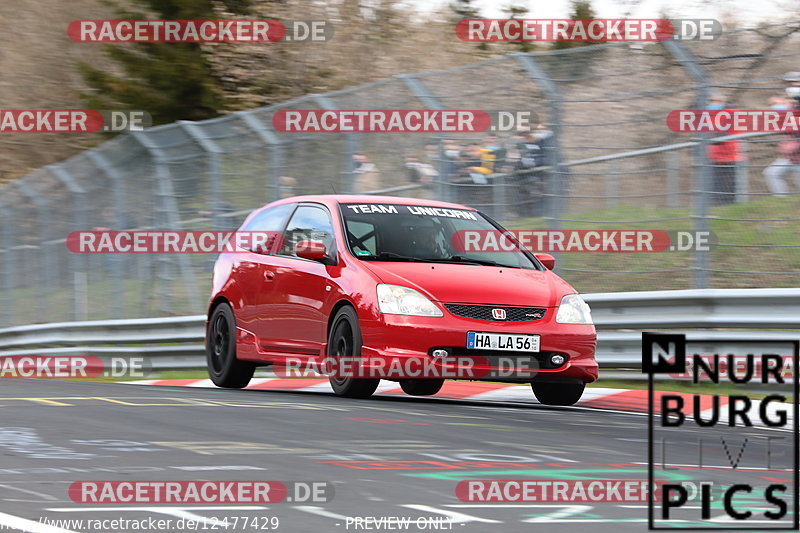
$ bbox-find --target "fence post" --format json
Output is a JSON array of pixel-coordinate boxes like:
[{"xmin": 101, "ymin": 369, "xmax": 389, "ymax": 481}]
[
  {"xmin": 86, "ymin": 149, "xmax": 144, "ymax": 318},
  {"xmin": 491, "ymin": 174, "xmax": 508, "ymax": 219},
  {"xmin": 239, "ymin": 111, "xmax": 285, "ymax": 202},
  {"xmin": 735, "ymin": 142, "xmax": 749, "ymax": 203},
  {"xmin": 666, "ymin": 150, "xmax": 680, "ymax": 208},
  {"xmin": 662, "ymin": 39, "xmax": 711, "ymax": 289},
  {"xmin": 179, "ymin": 121, "xmax": 224, "ymax": 231},
  {"xmin": 398, "ymin": 74, "xmax": 448, "ymax": 202},
  {"xmin": 130, "ymin": 131, "xmax": 201, "ymax": 315},
  {"xmin": 0, "ymin": 201, "xmax": 14, "ymax": 326},
  {"xmin": 13, "ymin": 180, "xmax": 51, "ymax": 321},
  {"xmin": 513, "ymin": 53, "xmax": 565, "ymax": 270},
  {"xmin": 607, "ymin": 159, "xmax": 619, "ymax": 208},
  {"xmin": 313, "ymin": 94, "xmax": 360, "ymax": 193},
  {"xmin": 513, "ymin": 52, "xmax": 565, "ymax": 217},
  {"xmin": 48, "ymin": 164, "xmax": 89, "ymax": 321}
]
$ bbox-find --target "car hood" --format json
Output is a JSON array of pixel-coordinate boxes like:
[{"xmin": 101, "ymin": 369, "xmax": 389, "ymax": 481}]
[{"xmin": 360, "ymin": 261, "xmax": 575, "ymax": 307}]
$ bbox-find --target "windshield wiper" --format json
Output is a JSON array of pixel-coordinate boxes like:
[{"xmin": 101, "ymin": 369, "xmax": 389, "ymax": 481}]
[
  {"xmin": 363, "ymin": 252, "xmax": 517, "ymax": 268},
  {"xmin": 426, "ymin": 255, "xmax": 509, "ymax": 267},
  {"xmin": 363, "ymin": 251, "xmax": 427, "ymax": 262}
]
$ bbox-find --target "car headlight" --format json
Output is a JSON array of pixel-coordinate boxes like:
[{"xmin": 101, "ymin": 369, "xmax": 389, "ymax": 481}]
[
  {"xmin": 377, "ymin": 284, "xmax": 443, "ymax": 317},
  {"xmin": 555, "ymin": 293, "xmax": 593, "ymax": 324}
]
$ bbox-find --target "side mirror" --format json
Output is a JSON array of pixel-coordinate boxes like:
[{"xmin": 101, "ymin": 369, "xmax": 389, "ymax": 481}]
[
  {"xmin": 295, "ymin": 240, "xmax": 327, "ymax": 261},
  {"xmin": 535, "ymin": 253, "xmax": 555, "ymax": 270}
]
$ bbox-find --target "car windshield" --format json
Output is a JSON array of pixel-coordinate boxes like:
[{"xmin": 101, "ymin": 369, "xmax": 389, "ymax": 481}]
[{"xmin": 340, "ymin": 203, "xmax": 540, "ymax": 270}]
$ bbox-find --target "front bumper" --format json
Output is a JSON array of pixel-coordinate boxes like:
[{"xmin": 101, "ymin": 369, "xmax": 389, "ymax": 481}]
[{"xmin": 359, "ymin": 306, "xmax": 598, "ymax": 383}]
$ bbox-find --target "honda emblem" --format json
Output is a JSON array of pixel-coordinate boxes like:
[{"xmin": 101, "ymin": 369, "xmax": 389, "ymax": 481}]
[{"xmin": 491, "ymin": 308, "xmax": 506, "ymax": 320}]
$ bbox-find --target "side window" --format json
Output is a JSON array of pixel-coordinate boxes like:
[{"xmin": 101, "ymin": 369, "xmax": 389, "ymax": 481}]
[
  {"xmin": 240, "ymin": 204, "xmax": 293, "ymax": 253},
  {"xmin": 346, "ymin": 220, "xmax": 377, "ymax": 256},
  {"xmin": 279, "ymin": 205, "xmax": 336, "ymax": 258}
]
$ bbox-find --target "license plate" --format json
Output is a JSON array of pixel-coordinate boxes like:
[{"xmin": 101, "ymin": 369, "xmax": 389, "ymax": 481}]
[{"xmin": 467, "ymin": 332, "xmax": 540, "ymax": 352}]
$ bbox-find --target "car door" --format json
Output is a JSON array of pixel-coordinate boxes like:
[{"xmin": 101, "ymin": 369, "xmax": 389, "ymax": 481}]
[
  {"xmin": 265, "ymin": 204, "xmax": 337, "ymax": 356},
  {"xmin": 233, "ymin": 203, "xmax": 294, "ymax": 348}
]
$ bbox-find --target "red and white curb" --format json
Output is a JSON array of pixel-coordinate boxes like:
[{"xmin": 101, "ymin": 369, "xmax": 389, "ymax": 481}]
[{"xmin": 122, "ymin": 377, "xmax": 790, "ymax": 426}]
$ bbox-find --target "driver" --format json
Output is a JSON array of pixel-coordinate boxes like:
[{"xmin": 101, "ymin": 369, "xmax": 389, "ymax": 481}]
[{"xmin": 410, "ymin": 225, "xmax": 443, "ymax": 258}]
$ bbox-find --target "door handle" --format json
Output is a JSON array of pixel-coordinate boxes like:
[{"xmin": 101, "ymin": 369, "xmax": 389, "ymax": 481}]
[{"xmin": 264, "ymin": 269, "xmax": 275, "ymax": 280}]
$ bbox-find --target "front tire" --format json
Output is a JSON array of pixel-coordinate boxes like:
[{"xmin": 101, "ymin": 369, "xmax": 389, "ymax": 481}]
[
  {"xmin": 328, "ymin": 306, "xmax": 380, "ymax": 399},
  {"xmin": 399, "ymin": 379, "xmax": 444, "ymax": 396},
  {"xmin": 206, "ymin": 303, "xmax": 255, "ymax": 388},
  {"xmin": 531, "ymin": 381, "xmax": 585, "ymax": 406}
]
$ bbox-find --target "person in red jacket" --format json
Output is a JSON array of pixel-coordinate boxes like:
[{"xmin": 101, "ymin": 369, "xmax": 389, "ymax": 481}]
[
  {"xmin": 763, "ymin": 72, "xmax": 800, "ymax": 196},
  {"xmin": 705, "ymin": 93, "xmax": 744, "ymax": 206}
]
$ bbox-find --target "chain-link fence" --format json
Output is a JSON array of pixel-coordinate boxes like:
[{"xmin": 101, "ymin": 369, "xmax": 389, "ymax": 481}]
[{"xmin": 2, "ymin": 22, "xmax": 800, "ymax": 326}]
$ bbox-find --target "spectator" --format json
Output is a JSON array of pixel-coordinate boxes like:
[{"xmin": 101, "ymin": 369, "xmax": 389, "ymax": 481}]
[
  {"xmin": 404, "ymin": 155, "xmax": 437, "ymax": 185},
  {"xmin": 352, "ymin": 153, "xmax": 380, "ymax": 193},
  {"xmin": 764, "ymin": 72, "xmax": 800, "ymax": 196},
  {"xmin": 514, "ymin": 124, "xmax": 555, "ymax": 216},
  {"xmin": 705, "ymin": 93, "xmax": 743, "ymax": 206},
  {"xmin": 464, "ymin": 143, "xmax": 493, "ymax": 184},
  {"xmin": 503, "ymin": 126, "xmax": 530, "ymax": 171},
  {"xmin": 440, "ymin": 139, "xmax": 464, "ymax": 182},
  {"xmin": 404, "ymin": 154, "xmax": 438, "ymax": 200}
]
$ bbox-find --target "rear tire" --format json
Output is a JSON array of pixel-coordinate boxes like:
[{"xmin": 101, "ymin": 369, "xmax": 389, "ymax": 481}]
[
  {"xmin": 206, "ymin": 303, "xmax": 255, "ymax": 388},
  {"xmin": 399, "ymin": 379, "xmax": 444, "ymax": 396},
  {"xmin": 327, "ymin": 306, "xmax": 380, "ymax": 399},
  {"xmin": 531, "ymin": 381, "xmax": 585, "ymax": 406}
]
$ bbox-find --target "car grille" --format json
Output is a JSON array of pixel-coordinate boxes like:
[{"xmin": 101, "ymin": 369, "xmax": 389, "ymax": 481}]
[{"xmin": 444, "ymin": 304, "xmax": 546, "ymax": 322}]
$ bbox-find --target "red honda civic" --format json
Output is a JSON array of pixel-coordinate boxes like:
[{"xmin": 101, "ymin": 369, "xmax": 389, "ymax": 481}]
[{"xmin": 205, "ymin": 195, "xmax": 597, "ymax": 405}]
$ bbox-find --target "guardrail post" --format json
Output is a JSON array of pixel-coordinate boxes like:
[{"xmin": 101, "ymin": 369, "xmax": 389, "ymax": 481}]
[
  {"xmin": 48, "ymin": 164, "xmax": 89, "ymax": 321},
  {"xmin": 238, "ymin": 111, "xmax": 285, "ymax": 202},
  {"xmin": 662, "ymin": 39, "xmax": 711, "ymax": 289}
]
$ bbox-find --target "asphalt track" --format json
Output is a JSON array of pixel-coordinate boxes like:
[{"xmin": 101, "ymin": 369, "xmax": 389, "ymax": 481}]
[{"xmin": 0, "ymin": 378, "xmax": 795, "ymax": 533}]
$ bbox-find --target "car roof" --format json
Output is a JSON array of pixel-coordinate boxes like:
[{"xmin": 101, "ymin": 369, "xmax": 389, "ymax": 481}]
[{"xmin": 268, "ymin": 194, "xmax": 476, "ymax": 211}]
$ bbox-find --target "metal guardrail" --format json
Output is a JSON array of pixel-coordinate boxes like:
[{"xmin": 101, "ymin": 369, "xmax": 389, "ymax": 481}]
[
  {"xmin": 585, "ymin": 288, "xmax": 800, "ymax": 330},
  {"xmin": 0, "ymin": 289, "xmax": 798, "ymax": 370}
]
